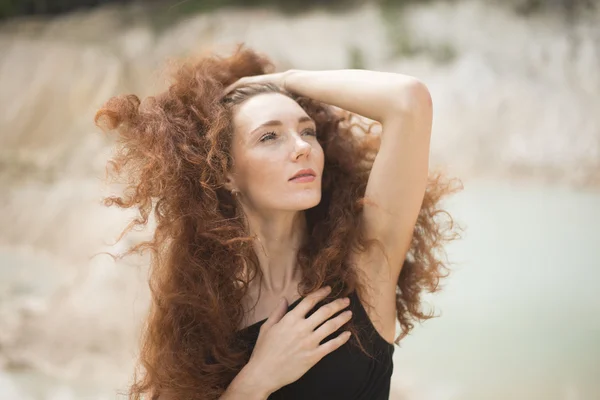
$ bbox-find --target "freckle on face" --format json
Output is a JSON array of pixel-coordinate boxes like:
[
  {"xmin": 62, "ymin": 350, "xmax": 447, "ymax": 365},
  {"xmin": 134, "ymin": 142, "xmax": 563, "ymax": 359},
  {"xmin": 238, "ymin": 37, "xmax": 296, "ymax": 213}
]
[{"xmin": 229, "ymin": 93, "xmax": 325, "ymax": 211}]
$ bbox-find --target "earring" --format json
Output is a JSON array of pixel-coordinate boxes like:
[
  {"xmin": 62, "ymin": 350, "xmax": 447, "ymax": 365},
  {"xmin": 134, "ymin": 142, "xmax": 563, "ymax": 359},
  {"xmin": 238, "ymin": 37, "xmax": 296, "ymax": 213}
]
[{"xmin": 231, "ymin": 189, "xmax": 240, "ymax": 197}]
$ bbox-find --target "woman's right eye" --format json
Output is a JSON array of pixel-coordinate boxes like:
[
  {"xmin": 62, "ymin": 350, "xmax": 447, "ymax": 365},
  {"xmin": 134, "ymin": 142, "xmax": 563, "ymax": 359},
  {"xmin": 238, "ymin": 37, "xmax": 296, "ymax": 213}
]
[{"xmin": 260, "ymin": 132, "xmax": 277, "ymax": 142}]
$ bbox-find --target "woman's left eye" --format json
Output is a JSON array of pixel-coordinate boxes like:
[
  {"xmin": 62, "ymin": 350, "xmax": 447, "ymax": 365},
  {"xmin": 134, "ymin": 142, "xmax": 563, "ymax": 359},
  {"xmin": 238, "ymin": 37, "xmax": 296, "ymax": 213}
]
[
  {"xmin": 260, "ymin": 132, "xmax": 277, "ymax": 142},
  {"xmin": 302, "ymin": 129, "xmax": 317, "ymax": 137}
]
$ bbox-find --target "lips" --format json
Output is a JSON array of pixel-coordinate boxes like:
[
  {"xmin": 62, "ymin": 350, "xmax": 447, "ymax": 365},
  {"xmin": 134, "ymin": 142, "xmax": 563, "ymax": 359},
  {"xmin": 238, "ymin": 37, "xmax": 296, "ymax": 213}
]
[{"xmin": 289, "ymin": 168, "xmax": 317, "ymax": 181}]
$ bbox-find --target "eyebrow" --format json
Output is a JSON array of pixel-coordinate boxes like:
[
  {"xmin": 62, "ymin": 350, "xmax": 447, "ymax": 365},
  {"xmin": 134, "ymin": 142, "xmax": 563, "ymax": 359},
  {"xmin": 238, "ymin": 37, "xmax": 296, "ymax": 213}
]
[{"xmin": 249, "ymin": 116, "xmax": 314, "ymax": 137}]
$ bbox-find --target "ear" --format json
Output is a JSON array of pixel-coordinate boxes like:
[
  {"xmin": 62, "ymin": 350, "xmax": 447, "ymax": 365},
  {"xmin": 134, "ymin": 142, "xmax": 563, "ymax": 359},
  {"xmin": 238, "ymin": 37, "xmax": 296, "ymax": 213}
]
[{"xmin": 223, "ymin": 172, "xmax": 237, "ymax": 192}]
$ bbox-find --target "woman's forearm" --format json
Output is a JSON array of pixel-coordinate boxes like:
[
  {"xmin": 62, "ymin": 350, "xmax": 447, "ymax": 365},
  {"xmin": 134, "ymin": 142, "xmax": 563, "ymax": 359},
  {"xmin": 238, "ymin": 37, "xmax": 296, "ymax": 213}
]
[
  {"xmin": 283, "ymin": 69, "xmax": 426, "ymax": 123},
  {"xmin": 220, "ymin": 362, "xmax": 273, "ymax": 400}
]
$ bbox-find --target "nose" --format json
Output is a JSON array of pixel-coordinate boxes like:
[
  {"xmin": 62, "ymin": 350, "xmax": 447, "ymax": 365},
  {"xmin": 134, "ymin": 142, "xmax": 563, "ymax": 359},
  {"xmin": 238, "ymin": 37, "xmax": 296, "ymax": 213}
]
[{"xmin": 291, "ymin": 134, "xmax": 311, "ymax": 160}]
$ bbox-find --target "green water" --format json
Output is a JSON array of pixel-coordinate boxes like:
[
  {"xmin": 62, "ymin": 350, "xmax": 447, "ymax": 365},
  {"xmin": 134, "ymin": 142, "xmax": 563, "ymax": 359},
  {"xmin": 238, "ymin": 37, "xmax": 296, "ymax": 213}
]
[{"xmin": 393, "ymin": 180, "xmax": 600, "ymax": 400}]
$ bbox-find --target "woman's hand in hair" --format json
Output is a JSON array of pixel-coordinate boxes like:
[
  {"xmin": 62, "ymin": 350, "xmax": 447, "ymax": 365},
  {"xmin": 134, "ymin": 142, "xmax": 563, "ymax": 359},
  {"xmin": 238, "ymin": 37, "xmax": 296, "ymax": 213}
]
[
  {"xmin": 223, "ymin": 70, "xmax": 295, "ymax": 95},
  {"xmin": 244, "ymin": 285, "xmax": 353, "ymax": 395}
]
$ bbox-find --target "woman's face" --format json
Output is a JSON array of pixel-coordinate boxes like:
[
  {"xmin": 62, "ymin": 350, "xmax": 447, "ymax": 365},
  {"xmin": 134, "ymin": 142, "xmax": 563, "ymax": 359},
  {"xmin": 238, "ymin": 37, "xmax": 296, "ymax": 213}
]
[{"xmin": 227, "ymin": 92, "xmax": 324, "ymax": 213}]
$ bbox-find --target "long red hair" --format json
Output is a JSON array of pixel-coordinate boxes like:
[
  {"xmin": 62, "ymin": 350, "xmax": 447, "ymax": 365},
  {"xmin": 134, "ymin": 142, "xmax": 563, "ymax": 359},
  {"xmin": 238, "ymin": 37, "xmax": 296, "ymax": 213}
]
[{"xmin": 95, "ymin": 45, "xmax": 461, "ymax": 400}]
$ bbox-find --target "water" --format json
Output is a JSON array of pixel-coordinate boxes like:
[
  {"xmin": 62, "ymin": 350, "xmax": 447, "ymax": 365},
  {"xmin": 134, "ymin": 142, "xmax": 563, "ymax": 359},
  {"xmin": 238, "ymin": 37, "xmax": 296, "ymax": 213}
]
[
  {"xmin": 392, "ymin": 179, "xmax": 600, "ymax": 400},
  {"xmin": 1, "ymin": 180, "xmax": 599, "ymax": 399}
]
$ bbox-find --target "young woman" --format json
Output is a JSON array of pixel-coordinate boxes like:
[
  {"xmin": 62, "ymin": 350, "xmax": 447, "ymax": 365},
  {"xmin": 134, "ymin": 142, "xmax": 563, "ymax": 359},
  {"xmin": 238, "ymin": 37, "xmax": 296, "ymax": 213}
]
[{"xmin": 95, "ymin": 46, "xmax": 458, "ymax": 400}]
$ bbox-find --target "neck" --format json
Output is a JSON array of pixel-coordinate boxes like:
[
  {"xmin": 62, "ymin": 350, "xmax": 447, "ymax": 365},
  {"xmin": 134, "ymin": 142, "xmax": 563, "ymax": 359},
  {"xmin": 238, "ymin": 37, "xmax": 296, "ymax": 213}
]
[{"xmin": 243, "ymin": 208, "xmax": 307, "ymax": 295}]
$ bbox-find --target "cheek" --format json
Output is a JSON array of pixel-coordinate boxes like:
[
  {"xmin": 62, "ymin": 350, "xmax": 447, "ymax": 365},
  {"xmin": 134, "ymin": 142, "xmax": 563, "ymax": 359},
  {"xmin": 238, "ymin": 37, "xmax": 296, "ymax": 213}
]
[
  {"xmin": 314, "ymin": 144, "xmax": 325, "ymax": 170},
  {"xmin": 235, "ymin": 152, "xmax": 283, "ymax": 192}
]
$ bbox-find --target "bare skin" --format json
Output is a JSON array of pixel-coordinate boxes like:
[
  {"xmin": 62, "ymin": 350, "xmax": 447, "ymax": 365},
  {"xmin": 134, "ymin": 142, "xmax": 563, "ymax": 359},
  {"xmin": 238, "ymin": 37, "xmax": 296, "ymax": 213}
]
[
  {"xmin": 222, "ymin": 68, "xmax": 433, "ymax": 398},
  {"xmin": 225, "ymin": 93, "xmax": 324, "ymax": 329}
]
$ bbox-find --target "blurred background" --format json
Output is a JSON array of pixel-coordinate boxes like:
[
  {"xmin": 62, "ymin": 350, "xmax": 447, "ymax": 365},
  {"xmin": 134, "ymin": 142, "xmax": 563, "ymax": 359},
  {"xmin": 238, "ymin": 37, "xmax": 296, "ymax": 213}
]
[{"xmin": 0, "ymin": 0, "xmax": 599, "ymax": 399}]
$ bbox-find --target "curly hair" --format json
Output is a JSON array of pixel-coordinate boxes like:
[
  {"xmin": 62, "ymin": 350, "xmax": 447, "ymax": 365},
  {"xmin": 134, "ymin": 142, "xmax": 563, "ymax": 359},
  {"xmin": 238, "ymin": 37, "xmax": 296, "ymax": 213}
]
[{"xmin": 94, "ymin": 45, "xmax": 461, "ymax": 400}]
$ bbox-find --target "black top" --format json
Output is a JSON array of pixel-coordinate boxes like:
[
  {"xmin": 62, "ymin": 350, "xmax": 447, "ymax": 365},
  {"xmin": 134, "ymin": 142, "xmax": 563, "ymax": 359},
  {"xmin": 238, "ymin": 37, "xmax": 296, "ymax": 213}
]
[{"xmin": 236, "ymin": 291, "xmax": 395, "ymax": 400}]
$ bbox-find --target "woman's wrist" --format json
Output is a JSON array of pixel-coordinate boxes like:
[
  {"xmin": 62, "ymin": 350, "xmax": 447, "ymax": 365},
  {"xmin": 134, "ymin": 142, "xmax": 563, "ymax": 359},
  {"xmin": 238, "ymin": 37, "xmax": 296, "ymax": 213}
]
[
  {"xmin": 227, "ymin": 361, "xmax": 274, "ymax": 399},
  {"xmin": 282, "ymin": 69, "xmax": 300, "ymax": 93}
]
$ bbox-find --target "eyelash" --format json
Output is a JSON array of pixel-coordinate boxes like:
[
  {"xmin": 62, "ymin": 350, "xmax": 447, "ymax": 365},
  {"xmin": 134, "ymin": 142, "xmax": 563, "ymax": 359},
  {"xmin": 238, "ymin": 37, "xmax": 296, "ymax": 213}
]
[
  {"xmin": 259, "ymin": 129, "xmax": 316, "ymax": 142},
  {"xmin": 260, "ymin": 131, "xmax": 277, "ymax": 142}
]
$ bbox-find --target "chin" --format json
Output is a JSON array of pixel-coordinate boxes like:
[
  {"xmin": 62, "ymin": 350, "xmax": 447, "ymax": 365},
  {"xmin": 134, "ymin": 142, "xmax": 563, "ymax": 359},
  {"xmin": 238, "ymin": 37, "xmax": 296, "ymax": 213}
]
[
  {"xmin": 298, "ymin": 198, "xmax": 321, "ymax": 211},
  {"xmin": 283, "ymin": 191, "xmax": 322, "ymax": 211}
]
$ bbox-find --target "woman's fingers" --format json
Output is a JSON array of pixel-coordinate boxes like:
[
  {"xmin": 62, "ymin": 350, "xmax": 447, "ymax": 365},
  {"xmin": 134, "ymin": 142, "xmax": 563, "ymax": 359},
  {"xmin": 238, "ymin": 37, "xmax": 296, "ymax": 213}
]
[
  {"xmin": 261, "ymin": 297, "xmax": 289, "ymax": 331},
  {"xmin": 223, "ymin": 72, "xmax": 288, "ymax": 96},
  {"xmin": 312, "ymin": 308, "xmax": 353, "ymax": 343},
  {"xmin": 289, "ymin": 286, "xmax": 332, "ymax": 318},
  {"xmin": 305, "ymin": 296, "xmax": 351, "ymax": 330},
  {"xmin": 313, "ymin": 330, "xmax": 352, "ymax": 362},
  {"xmin": 223, "ymin": 78, "xmax": 246, "ymax": 96}
]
